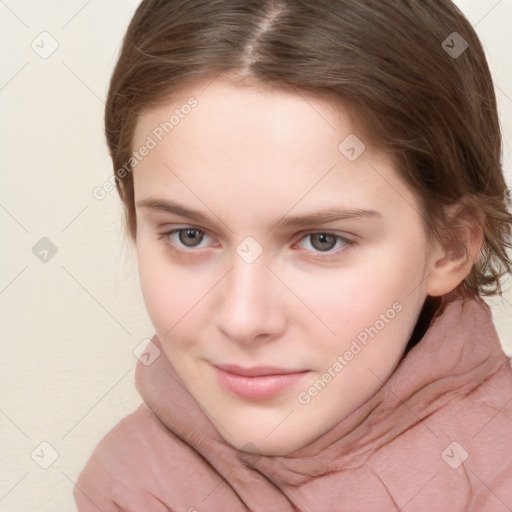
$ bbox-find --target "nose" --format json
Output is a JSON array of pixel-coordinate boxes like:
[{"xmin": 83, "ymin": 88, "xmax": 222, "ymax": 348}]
[{"xmin": 215, "ymin": 254, "xmax": 287, "ymax": 345}]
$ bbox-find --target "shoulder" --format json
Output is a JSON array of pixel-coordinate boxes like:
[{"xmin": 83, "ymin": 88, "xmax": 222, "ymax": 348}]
[
  {"xmin": 370, "ymin": 359, "xmax": 512, "ymax": 511},
  {"xmin": 80, "ymin": 402, "xmax": 164, "ymax": 463},
  {"xmin": 74, "ymin": 403, "xmax": 174, "ymax": 511},
  {"xmin": 74, "ymin": 401, "xmax": 224, "ymax": 511}
]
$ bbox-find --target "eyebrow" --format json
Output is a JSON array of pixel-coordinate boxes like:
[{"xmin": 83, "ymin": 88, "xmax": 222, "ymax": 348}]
[
  {"xmin": 136, "ymin": 197, "xmax": 382, "ymax": 228},
  {"xmin": 277, "ymin": 207, "xmax": 382, "ymax": 227}
]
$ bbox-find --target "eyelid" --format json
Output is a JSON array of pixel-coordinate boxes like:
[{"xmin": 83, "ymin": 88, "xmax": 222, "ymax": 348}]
[
  {"xmin": 160, "ymin": 224, "xmax": 210, "ymax": 237},
  {"xmin": 295, "ymin": 228, "xmax": 357, "ymax": 240}
]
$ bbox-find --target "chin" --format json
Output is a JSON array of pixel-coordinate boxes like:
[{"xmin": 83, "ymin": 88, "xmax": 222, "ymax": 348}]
[
  {"xmin": 224, "ymin": 421, "xmax": 317, "ymax": 457},
  {"xmin": 232, "ymin": 435, "xmax": 300, "ymax": 457}
]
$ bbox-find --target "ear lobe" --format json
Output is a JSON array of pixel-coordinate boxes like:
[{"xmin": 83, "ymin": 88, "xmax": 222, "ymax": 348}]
[{"xmin": 425, "ymin": 209, "xmax": 483, "ymax": 297}]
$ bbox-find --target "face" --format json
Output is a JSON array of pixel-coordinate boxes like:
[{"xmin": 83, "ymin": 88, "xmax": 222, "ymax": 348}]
[{"xmin": 132, "ymin": 77, "xmax": 441, "ymax": 455}]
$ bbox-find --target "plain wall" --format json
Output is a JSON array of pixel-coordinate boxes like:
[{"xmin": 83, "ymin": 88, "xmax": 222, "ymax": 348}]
[{"xmin": 1, "ymin": 1, "xmax": 511, "ymax": 510}]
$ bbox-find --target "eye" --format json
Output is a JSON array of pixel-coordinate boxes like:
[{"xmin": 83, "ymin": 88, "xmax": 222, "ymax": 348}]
[
  {"xmin": 157, "ymin": 227, "xmax": 356, "ymax": 259},
  {"xmin": 158, "ymin": 226, "xmax": 213, "ymax": 251},
  {"xmin": 297, "ymin": 232, "xmax": 355, "ymax": 257}
]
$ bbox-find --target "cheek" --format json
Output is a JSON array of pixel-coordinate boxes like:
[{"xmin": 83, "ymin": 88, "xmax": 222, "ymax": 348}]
[
  {"xmin": 136, "ymin": 244, "xmax": 203, "ymax": 335},
  {"xmin": 289, "ymin": 258, "xmax": 415, "ymax": 326},
  {"xmin": 288, "ymin": 239, "xmax": 429, "ymax": 355}
]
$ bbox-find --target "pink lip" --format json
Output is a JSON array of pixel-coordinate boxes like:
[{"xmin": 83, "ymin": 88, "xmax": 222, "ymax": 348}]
[{"xmin": 212, "ymin": 364, "xmax": 310, "ymax": 401}]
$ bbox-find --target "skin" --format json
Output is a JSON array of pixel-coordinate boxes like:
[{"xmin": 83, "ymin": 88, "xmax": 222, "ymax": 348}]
[{"xmin": 131, "ymin": 76, "xmax": 479, "ymax": 455}]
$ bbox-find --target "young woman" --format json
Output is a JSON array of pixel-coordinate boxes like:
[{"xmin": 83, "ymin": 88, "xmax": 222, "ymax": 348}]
[{"xmin": 76, "ymin": 1, "xmax": 512, "ymax": 510}]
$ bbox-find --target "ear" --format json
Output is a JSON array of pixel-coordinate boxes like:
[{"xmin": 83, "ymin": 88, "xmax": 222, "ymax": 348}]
[{"xmin": 425, "ymin": 204, "xmax": 484, "ymax": 297}]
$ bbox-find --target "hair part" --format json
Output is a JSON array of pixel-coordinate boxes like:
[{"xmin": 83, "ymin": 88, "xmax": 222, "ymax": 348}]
[{"xmin": 105, "ymin": 0, "xmax": 512, "ymax": 297}]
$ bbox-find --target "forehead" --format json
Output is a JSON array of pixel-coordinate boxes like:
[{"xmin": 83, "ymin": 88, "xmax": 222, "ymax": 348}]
[
  {"xmin": 131, "ymin": 79, "xmax": 418, "ymax": 223},
  {"xmin": 134, "ymin": 78, "xmax": 345, "ymax": 160}
]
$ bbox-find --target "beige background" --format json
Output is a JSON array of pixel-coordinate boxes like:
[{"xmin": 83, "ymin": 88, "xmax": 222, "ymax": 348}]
[{"xmin": 1, "ymin": 1, "xmax": 511, "ymax": 510}]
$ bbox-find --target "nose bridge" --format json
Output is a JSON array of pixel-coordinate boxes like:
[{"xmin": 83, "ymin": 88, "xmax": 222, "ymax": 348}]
[
  {"xmin": 216, "ymin": 251, "xmax": 284, "ymax": 343},
  {"xmin": 225, "ymin": 254, "xmax": 270, "ymax": 318}
]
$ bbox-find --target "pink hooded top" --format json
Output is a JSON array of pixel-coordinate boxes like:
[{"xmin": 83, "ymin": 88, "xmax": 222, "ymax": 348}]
[{"xmin": 74, "ymin": 292, "xmax": 512, "ymax": 511}]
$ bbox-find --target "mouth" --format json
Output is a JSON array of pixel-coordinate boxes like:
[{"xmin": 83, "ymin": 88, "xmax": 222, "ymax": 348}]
[{"xmin": 212, "ymin": 363, "xmax": 310, "ymax": 401}]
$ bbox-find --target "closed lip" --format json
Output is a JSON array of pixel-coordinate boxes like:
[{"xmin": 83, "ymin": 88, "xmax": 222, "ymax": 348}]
[
  {"xmin": 213, "ymin": 363, "xmax": 308, "ymax": 377},
  {"xmin": 212, "ymin": 363, "xmax": 311, "ymax": 401}
]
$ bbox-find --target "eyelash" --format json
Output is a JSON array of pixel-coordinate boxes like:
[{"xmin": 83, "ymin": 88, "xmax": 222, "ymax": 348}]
[{"xmin": 157, "ymin": 226, "xmax": 356, "ymax": 260}]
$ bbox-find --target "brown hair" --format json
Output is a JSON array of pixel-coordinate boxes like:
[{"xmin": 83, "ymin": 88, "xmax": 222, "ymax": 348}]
[{"xmin": 105, "ymin": 0, "xmax": 512, "ymax": 297}]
